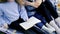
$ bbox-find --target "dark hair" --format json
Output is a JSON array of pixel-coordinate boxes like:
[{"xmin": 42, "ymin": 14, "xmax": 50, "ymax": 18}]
[
  {"xmin": 0, "ymin": 0, "xmax": 19, "ymax": 5},
  {"xmin": 15, "ymin": 0, "xmax": 20, "ymax": 4},
  {"xmin": 0, "ymin": 0, "xmax": 7, "ymax": 3},
  {"xmin": 0, "ymin": 0, "xmax": 17, "ymax": 3}
]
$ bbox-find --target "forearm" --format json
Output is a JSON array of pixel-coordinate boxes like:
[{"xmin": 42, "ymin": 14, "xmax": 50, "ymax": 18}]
[{"xmin": 20, "ymin": 6, "xmax": 28, "ymax": 21}]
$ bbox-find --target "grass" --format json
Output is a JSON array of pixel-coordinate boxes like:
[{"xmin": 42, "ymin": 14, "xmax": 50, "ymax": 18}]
[{"xmin": 0, "ymin": 31, "xmax": 6, "ymax": 34}]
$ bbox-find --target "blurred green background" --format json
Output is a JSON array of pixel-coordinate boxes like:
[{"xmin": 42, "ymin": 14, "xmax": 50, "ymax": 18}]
[{"xmin": 0, "ymin": 0, "xmax": 6, "ymax": 3}]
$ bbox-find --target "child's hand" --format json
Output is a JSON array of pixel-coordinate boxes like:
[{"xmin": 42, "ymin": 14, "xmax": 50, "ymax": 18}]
[{"xmin": 3, "ymin": 23, "xmax": 8, "ymax": 29}]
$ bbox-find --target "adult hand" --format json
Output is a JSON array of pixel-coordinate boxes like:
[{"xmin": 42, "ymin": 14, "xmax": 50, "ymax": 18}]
[{"xmin": 25, "ymin": 0, "xmax": 42, "ymax": 8}]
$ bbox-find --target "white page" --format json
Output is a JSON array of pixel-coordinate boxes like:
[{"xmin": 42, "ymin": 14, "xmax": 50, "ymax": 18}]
[{"xmin": 20, "ymin": 16, "xmax": 41, "ymax": 30}]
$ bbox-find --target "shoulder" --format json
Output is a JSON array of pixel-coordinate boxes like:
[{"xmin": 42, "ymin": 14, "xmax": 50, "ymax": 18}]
[
  {"xmin": 0, "ymin": 3, "xmax": 5, "ymax": 15},
  {"xmin": 0, "ymin": 3, "xmax": 6, "ymax": 8},
  {"xmin": 0, "ymin": 3, "xmax": 3, "ymax": 7}
]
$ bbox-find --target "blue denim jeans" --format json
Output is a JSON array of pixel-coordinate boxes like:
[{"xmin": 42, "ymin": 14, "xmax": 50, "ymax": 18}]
[
  {"xmin": 25, "ymin": 5, "xmax": 56, "ymax": 34},
  {"xmin": 44, "ymin": 0, "xmax": 58, "ymax": 19}
]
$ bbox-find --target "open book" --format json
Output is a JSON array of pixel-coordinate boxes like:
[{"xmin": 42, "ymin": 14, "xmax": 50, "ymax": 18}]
[{"xmin": 19, "ymin": 16, "xmax": 41, "ymax": 30}]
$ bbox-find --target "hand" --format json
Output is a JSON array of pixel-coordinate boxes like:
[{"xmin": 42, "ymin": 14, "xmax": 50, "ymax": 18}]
[
  {"xmin": 12, "ymin": 30, "xmax": 16, "ymax": 34},
  {"xmin": 3, "ymin": 23, "xmax": 8, "ymax": 29},
  {"xmin": 25, "ymin": 0, "xmax": 42, "ymax": 8}
]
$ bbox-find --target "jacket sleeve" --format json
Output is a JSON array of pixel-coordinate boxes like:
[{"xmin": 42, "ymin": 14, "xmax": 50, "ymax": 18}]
[
  {"xmin": 20, "ymin": 6, "xmax": 28, "ymax": 21},
  {"xmin": 0, "ymin": 8, "xmax": 6, "ymax": 25}
]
